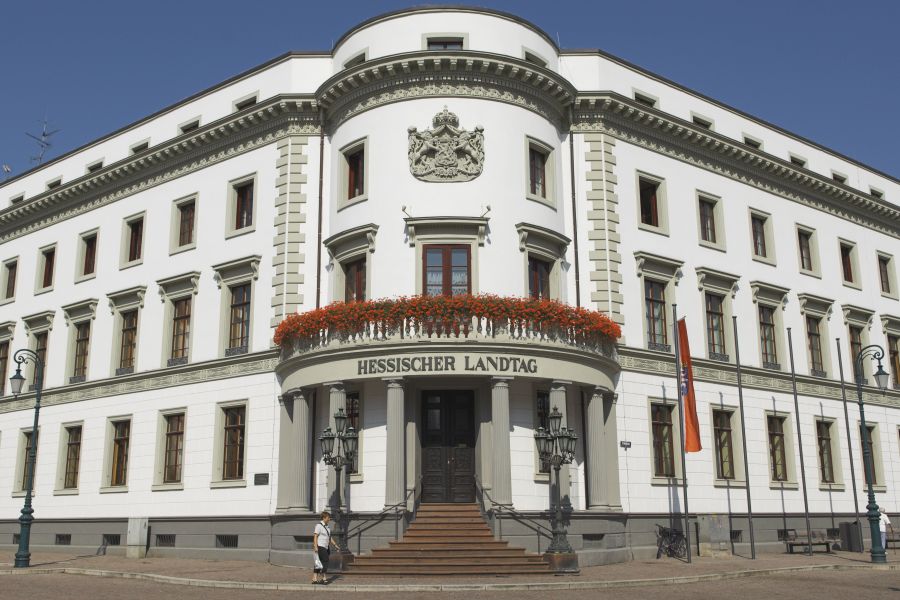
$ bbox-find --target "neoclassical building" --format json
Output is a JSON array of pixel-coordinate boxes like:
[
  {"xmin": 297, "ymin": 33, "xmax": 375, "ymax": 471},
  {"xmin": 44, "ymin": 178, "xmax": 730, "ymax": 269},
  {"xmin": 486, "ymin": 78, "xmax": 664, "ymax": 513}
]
[{"xmin": 0, "ymin": 6, "xmax": 898, "ymax": 568}]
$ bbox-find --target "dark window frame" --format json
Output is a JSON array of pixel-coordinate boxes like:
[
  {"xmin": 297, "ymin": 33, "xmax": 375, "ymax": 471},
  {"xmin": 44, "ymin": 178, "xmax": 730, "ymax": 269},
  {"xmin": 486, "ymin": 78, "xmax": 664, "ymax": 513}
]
[
  {"xmin": 806, "ymin": 316, "xmax": 825, "ymax": 373},
  {"xmin": 171, "ymin": 297, "xmax": 191, "ymax": 360},
  {"xmin": 651, "ymin": 403, "xmax": 676, "ymax": 478},
  {"xmin": 343, "ymin": 257, "xmax": 366, "ymax": 303},
  {"xmin": 422, "ymin": 244, "xmax": 471, "ymax": 297},
  {"xmin": 228, "ymin": 283, "xmax": 251, "ymax": 350},
  {"xmin": 346, "ymin": 148, "xmax": 365, "ymax": 200},
  {"xmin": 705, "ymin": 293, "xmax": 726, "ymax": 356},
  {"xmin": 163, "ymin": 413, "xmax": 185, "ymax": 484},
  {"xmin": 840, "ymin": 244, "xmax": 855, "ymax": 283},
  {"xmin": 698, "ymin": 198, "xmax": 716, "ymax": 243},
  {"xmin": 713, "ymin": 409, "xmax": 735, "ymax": 480},
  {"xmin": 110, "ymin": 420, "xmax": 130, "ymax": 487},
  {"xmin": 528, "ymin": 255, "xmax": 551, "ymax": 300},
  {"xmin": 73, "ymin": 321, "xmax": 91, "ymax": 378},
  {"xmin": 767, "ymin": 415, "xmax": 788, "ymax": 482},
  {"xmin": 63, "ymin": 425, "xmax": 82, "ymax": 489},
  {"xmin": 5, "ymin": 260, "xmax": 17, "ymax": 299},
  {"xmin": 645, "ymin": 279, "xmax": 667, "ymax": 346},
  {"xmin": 234, "ymin": 181, "xmax": 254, "ymax": 230},
  {"xmin": 222, "ymin": 406, "xmax": 246, "ymax": 481},
  {"xmin": 816, "ymin": 420, "xmax": 835, "ymax": 484},
  {"xmin": 759, "ymin": 305, "xmax": 778, "ymax": 364},
  {"xmin": 119, "ymin": 310, "xmax": 138, "ymax": 370},
  {"xmin": 41, "ymin": 247, "xmax": 55, "ymax": 288},
  {"xmin": 638, "ymin": 178, "xmax": 660, "ymax": 228},
  {"xmin": 528, "ymin": 146, "xmax": 547, "ymax": 198},
  {"xmin": 82, "ymin": 234, "xmax": 97, "ymax": 276},
  {"xmin": 751, "ymin": 215, "xmax": 768, "ymax": 257},
  {"xmin": 178, "ymin": 200, "xmax": 196, "ymax": 247},
  {"xmin": 798, "ymin": 230, "xmax": 813, "ymax": 271}
]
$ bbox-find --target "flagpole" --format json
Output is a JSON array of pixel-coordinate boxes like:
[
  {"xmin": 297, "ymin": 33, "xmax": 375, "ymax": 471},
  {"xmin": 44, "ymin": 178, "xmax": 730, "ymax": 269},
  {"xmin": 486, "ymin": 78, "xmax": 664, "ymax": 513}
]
[
  {"xmin": 731, "ymin": 316, "xmax": 756, "ymax": 559},
  {"xmin": 786, "ymin": 328, "xmax": 813, "ymax": 556},
  {"xmin": 835, "ymin": 339, "xmax": 864, "ymax": 551},
  {"xmin": 672, "ymin": 304, "xmax": 692, "ymax": 563}
]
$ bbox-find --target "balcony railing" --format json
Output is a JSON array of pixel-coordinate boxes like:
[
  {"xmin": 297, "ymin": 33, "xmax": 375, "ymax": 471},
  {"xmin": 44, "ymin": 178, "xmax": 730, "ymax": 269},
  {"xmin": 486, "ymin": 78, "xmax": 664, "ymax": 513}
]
[{"xmin": 275, "ymin": 295, "xmax": 621, "ymax": 359}]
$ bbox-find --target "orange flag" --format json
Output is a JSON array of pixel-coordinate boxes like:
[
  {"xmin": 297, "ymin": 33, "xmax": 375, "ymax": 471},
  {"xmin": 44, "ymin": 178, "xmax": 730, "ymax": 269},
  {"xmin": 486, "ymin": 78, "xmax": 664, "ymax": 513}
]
[{"xmin": 677, "ymin": 318, "xmax": 702, "ymax": 452}]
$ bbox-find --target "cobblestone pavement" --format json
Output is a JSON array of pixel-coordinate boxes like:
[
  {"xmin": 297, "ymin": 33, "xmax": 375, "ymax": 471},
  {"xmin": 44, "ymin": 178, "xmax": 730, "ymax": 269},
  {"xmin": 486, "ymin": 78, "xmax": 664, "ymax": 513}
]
[{"xmin": 2, "ymin": 569, "xmax": 899, "ymax": 600}]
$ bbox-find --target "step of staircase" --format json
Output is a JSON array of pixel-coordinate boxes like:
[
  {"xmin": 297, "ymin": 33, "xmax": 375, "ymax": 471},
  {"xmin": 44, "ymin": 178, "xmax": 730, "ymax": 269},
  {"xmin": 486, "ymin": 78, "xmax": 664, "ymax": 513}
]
[{"xmin": 344, "ymin": 502, "xmax": 551, "ymax": 576}]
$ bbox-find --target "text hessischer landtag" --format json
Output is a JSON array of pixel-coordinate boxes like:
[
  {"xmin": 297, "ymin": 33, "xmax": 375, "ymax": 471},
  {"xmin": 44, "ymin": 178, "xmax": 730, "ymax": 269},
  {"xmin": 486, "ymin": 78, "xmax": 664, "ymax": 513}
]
[{"xmin": 357, "ymin": 355, "xmax": 538, "ymax": 375}]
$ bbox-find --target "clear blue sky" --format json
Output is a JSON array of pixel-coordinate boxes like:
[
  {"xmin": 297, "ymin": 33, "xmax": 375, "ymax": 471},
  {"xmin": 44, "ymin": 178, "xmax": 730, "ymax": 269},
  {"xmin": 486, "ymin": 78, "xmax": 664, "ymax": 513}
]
[{"xmin": 1, "ymin": 0, "xmax": 898, "ymax": 180}]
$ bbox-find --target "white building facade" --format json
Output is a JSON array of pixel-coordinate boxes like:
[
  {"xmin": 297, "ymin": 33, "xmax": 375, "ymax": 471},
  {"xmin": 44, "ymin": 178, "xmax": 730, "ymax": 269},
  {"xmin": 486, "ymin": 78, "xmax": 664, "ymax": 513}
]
[{"xmin": 0, "ymin": 7, "xmax": 898, "ymax": 566}]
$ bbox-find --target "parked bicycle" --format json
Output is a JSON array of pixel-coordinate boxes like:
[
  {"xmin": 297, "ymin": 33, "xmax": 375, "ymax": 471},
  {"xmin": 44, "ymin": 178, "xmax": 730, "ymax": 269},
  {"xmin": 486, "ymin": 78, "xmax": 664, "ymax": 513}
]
[{"xmin": 656, "ymin": 524, "xmax": 687, "ymax": 559}]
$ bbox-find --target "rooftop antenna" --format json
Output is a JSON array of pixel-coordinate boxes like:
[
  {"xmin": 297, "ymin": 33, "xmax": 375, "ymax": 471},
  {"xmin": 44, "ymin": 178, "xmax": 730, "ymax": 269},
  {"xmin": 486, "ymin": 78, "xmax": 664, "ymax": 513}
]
[{"xmin": 26, "ymin": 118, "xmax": 60, "ymax": 164}]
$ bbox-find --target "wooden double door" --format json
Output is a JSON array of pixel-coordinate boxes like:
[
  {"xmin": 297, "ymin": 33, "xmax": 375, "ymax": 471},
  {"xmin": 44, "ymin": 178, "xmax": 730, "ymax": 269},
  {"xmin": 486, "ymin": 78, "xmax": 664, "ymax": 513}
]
[{"xmin": 421, "ymin": 390, "xmax": 476, "ymax": 503}]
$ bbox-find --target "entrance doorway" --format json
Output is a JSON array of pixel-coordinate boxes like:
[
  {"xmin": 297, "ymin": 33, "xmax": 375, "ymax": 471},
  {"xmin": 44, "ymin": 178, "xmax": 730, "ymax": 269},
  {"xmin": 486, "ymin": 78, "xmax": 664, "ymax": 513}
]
[{"xmin": 421, "ymin": 390, "xmax": 476, "ymax": 503}]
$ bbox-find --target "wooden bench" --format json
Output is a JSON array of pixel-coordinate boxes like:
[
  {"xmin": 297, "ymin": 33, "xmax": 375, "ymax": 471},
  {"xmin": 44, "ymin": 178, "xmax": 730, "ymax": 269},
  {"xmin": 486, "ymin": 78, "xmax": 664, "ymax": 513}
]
[{"xmin": 784, "ymin": 529, "xmax": 832, "ymax": 553}]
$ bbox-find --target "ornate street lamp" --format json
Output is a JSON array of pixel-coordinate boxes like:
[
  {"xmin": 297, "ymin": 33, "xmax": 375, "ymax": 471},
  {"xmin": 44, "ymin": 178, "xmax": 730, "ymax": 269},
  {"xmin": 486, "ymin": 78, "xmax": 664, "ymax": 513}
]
[
  {"xmin": 9, "ymin": 349, "xmax": 45, "ymax": 568},
  {"xmin": 534, "ymin": 408, "xmax": 579, "ymax": 572},
  {"xmin": 853, "ymin": 344, "xmax": 890, "ymax": 563},
  {"xmin": 319, "ymin": 408, "xmax": 358, "ymax": 571}
]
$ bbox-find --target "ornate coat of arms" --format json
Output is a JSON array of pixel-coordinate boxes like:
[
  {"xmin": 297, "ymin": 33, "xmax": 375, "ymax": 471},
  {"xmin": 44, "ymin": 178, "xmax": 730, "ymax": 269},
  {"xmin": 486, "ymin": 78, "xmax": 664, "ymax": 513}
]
[{"xmin": 408, "ymin": 107, "xmax": 484, "ymax": 182}]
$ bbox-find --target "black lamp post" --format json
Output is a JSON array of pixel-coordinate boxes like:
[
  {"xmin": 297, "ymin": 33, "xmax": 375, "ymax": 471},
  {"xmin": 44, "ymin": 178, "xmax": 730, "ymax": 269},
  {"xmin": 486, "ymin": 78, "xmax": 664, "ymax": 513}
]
[
  {"xmin": 534, "ymin": 406, "xmax": 578, "ymax": 571},
  {"xmin": 319, "ymin": 407, "xmax": 358, "ymax": 569},
  {"xmin": 9, "ymin": 349, "xmax": 45, "ymax": 569},
  {"xmin": 853, "ymin": 344, "xmax": 890, "ymax": 563}
]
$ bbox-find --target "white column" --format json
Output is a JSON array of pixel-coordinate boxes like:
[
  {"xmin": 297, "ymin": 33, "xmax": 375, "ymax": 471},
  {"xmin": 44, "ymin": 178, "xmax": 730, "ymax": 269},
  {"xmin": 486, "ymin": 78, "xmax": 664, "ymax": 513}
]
[
  {"xmin": 384, "ymin": 378, "xmax": 406, "ymax": 508},
  {"xmin": 294, "ymin": 389, "xmax": 312, "ymax": 511},
  {"xmin": 491, "ymin": 377, "xmax": 513, "ymax": 506},
  {"xmin": 603, "ymin": 392, "xmax": 621, "ymax": 509},
  {"xmin": 549, "ymin": 380, "xmax": 571, "ymax": 508},
  {"xmin": 325, "ymin": 382, "xmax": 346, "ymax": 510},
  {"xmin": 586, "ymin": 387, "xmax": 606, "ymax": 509}
]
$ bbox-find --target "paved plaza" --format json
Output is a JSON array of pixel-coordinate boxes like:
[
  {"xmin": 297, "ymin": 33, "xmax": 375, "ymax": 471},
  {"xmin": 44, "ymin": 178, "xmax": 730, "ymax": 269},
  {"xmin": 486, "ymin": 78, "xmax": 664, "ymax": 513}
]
[{"xmin": 1, "ymin": 550, "xmax": 899, "ymax": 598}]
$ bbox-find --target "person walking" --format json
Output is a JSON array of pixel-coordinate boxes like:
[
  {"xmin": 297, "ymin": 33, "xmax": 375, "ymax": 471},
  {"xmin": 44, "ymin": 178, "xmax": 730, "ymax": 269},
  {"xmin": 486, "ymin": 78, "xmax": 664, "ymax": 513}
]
[
  {"xmin": 312, "ymin": 511, "xmax": 339, "ymax": 584},
  {"xmin": 879, "ymin": 507, "xmax": 892, "ymax": 553}
]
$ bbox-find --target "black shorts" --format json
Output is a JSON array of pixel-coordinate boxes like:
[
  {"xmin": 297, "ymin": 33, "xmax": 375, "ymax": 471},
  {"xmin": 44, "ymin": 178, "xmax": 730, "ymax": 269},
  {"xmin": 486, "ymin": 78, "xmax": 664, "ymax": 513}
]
[{"xmin": 315, "ymin": 546, "xmax": 330, "ymax": 573}]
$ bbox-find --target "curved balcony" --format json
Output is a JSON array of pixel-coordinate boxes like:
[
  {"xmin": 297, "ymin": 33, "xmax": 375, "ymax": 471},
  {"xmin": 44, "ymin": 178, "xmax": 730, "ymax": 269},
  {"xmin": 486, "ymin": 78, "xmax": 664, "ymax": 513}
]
[{"xmin": 275, "ymin": 295, "xmax": 621, "ymax": 389}]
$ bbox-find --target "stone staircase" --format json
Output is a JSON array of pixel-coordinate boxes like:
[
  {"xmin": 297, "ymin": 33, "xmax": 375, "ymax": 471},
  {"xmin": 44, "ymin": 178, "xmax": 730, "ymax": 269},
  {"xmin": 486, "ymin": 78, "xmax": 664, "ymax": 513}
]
[{"xmin": 345, "ymin": 503, "xmax": 551, "ymax": 576}]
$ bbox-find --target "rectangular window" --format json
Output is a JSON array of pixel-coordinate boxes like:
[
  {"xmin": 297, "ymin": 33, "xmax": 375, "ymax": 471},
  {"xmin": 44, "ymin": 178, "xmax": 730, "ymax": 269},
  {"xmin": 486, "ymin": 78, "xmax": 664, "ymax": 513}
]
[
  {"xmin": 767, "ymin": 415, "xmax": 788, "ymax": 482},
  {"xmin": 171, "ymin": 298, "xmax": 191, "ymax": 359},
  {"xmin": 651, "ymin": 403, "xmax": 675, "ymax": 477},
  {"xmin": 178, "ymin": 200, "xmax": 195, "ymax": 247},
  {"xmin": 130, "ymin": 141, "xmax": 149, "ymax": 154},
  {"xmin": 163, "ymin": 413, "xmax": 185, "ymax": 484},
  {"xmin": 346, "ymin": 393, "xmax": 360, "ymax": 474},
  {"xmin": 889, "ymin": 335, "xmax": 900, "ymax": 388},
  {"xmin": 645, "ymin": 280, "xmax": 667, "ymax": 349},
  {"xmin": 21, "ymin": 430, "xmax": 38, "ymax": 490},
  {"xmin": 712, "ymin": 410, "xmax": 735, "ymax": 480},
  {"xmin": 423, "ymin": 245, "xmax": 470, "ymax": 296},
  {"xmin": 807, "ymin": 316, "xmax": 825, "ymax": 375},
  {"xmin": 529, "ymin": 147, "xmax": 547, "ymax": 198},
  {"xmin": 705, "ymin": 293, "xmax": 726, "ymax": 358},
  {"xmin": 0, "ymin": 340, "xmax": 7, "ymax": 396},
  {"xmin": 639, "ymin": 177, "xmax": 660, "ymax": 227},
  {"xmin": 34, "ymin": 332, "xmax": 48, "ymax": 390},
  {"xmin": 698, "ymin": 198, "xmax": 717, "ymax": 243},
  {"xmin": 82, "ymin": 234, "xmax": 97, "ymax": 276},
  {"xmin": 870, "ymin": 188, "xmax": 884, "ymax": 199},
  {"xmin": 832, "ymin": 172, "xmax": 847, "ymax": 184},
  {"xmin": 634, "ymin": 92, "xmax": 657, "ymax": 108},
  {"xmin": 346, "ymin": 148, "xmax": 365, "ymax": 199},
  {"xmin": 790, "ymin": 155, "xmax": 807, "ymax": 167},
  {"xmin": 119, "ymin": 310, "xmax": 138, "ymax": 370},
  {"xmin": 861, "ymin": 424, "xmax": 877, "ymax": 485},
  {"xmin": 879, "ymin": 255, "xmax": 892, "ymax": 294},
  {"xmin": 222, "ymin": 406, "xmax": 245, "ymax": 480},
  {"xmin": 743, "ymin": 136, "xmax": 762, "ymax": 149},
  {"xmin": 110, "ymin": 420, "xmax": 130, "ymax": 486},
  {"xmin": 228, "ymin": 284, "xmax": 251, "ymax": 351},
  {"xmin": 344, "ymin": 258, "xmax": 366, "ymax": 303},
  {"xmin": 840, "ymin": 244, "xmax": 854, "ymax": 283},
  {"xmin": 234, "ymin": 96, "xmax": 257, "ymax": 111},
  {"xmin": 692, "ymin": 115, "xmax": 713, "ymax": 129},
  {"xmin": 798, "ymin": 230, "xmax": 813, "ymax": 271},
  {"xmin": 234, "ymin": 181, "xmax": 253, "ymax": 230},
  {"xmin": 849, "ymin": 325, "xmax": 864, "ymax": 383},
  {"xmin": 536, "ymin": 391, "xmax": 550, "ymax": 474},
  {"xmin": 128, "ymin": 218, "xmax": 143, "ymax": 263},
  {"xmin": 427, "ymin": 37, "xmax": 463, "ymax": 50},
  {"xmin": 41, "ymin": 247, "xmax": 55, "ymax": 288},
  {"xmin": 816, "ymin": 420, "xmax": 835, "ymax": 484},
  {"xmin": 63, "ymin": 425, "xmax": 82, "ymax": 489},
  {"xmin": 751, "ymin": 215, "xmax": 767, "ymax": 258},
  {"xmin": 86, "ymin": 160, "xmax": 103, "ymax": 173},
  {"xmin": 759, "ymin": 305, "xmax": 778, "ymax": 366},
  {"xmin": 528, "ymin": 256, "xmax": 551, "ymax": 300},
  {"xmin": 179, "ymin": 120, "xmax": 200, "ymax": 134},
  {"xmin": 4, "ymin": 260, "xmax": 16, "ymax": 299},
  {"xmin": 46, "ymin": 178, "xmax": 62, "ymax": 190},
  {"xmin": 72, "ymin": 321, "xmax": 91, "ymax": 378}
]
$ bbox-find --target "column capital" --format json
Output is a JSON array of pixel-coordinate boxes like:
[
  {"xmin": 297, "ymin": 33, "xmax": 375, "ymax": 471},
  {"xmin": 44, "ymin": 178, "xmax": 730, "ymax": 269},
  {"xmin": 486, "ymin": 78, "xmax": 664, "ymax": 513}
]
[
  {"xmin": 491, "ymin": 376, "xmax": 513, "ymax": 387},
  {"xmin": 324, "ymin": 381, "xmax": 345, "ymax": 392},
  {"xmin": 550, "ymin": 380, "xmax": 571, "ymax": 390},
  {"xmin": 382, "ymin": 377, "xmax": 405, "ymax": 388},
  {"xmin": 278, "ymin": 387, "xmax": 306, "ymax": 404}
]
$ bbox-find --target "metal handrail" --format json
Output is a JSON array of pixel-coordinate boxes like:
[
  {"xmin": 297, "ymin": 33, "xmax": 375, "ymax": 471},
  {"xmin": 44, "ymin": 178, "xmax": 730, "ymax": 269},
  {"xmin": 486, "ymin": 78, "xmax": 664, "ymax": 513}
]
[
  {"xmin": 474, "ymin": 477, "xmax": 553, "ymax": 550},
  {"xmin": 344, "ymin": 480, "xmax": 419, "ymax": 543}
]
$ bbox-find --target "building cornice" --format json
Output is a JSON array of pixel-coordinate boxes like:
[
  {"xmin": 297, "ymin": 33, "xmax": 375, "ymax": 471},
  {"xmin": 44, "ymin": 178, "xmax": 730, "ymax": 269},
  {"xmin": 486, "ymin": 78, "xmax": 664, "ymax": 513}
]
[
  {"xmin": 573, "ymin": 93, "xmax": 900, "ymax": 238},
  {"xmin": 316, "ymin": 51, "xmax": 576, "ymax": 129},
  {"xmin": 0, "ymin": 96, "xmax": 319, "ymax": 244}
]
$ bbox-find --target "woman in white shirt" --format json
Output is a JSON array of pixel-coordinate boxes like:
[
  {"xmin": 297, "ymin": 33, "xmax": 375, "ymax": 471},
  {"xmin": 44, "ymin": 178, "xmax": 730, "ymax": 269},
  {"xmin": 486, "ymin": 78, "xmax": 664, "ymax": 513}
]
[
  {"xmin": 879, "ymin": 507, "xmax": 892, "ymax": 552},
  {"xmin": 312, "ymin": 511, "xmax": 338, "ymax": 584}
]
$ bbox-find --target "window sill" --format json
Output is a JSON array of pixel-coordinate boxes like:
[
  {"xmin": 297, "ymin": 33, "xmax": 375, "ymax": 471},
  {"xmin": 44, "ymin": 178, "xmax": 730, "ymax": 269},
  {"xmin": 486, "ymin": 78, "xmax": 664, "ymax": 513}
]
[
  {"xmin": 870, "ymin": 484, "xmax": 887, "ymax": 493},
  {"xmin": 751, "ymin": 255, "xmax": 777, "ymax": 267},
  {"xmin": 713, "ymin": 479, "xmax": 746, "ymax": 488},
  {"xmin": 100, "ymin": 485, "xmax": 129, "ymax": 494},
  {"xmin": 152, "ymin": 483, "xmax": 184, "ymax": 492},
  {"xmin": 637, "ymin": 223, "xmax": 669, "ymax": 237},
  {"xmin": 338, "ymin": 194, "xmax": 368, "ymax": 212},
  {"xmin": 53, "ymin": 488, "xmax": 79, "ymax": 496},
  {"xmin": 167, "ymin": 357, "xmax": 189, "ymax": 367},
  {"xmin": 210, "ymin": 479, "xmax": 247, "ymax": 489},
  {"xmin": 225, "ymin": 225, "xmax": 256, "ymax": 240},
  {"xmin": 74, "ymin": 273, "xmax": 96, "ymax": 284},
  {"xmin": 170, "ymin": 243, "xmax": 197, "ymax": 256},
  {"xmin": 819, "ymin": 483, "xmax": 845, "ymax": 492},
  {"xmin": 525, "ymin": 193, "xmax": 556, "ymax": 209},
  {"xmin": 698, "ymin": 239, "xmax": 726, "ymax": 253},
  {"xmin": 651, "ymin": 476, "xmax": 684, "ymax": 486},
  {"xmin": 119, "ymin": 259, "xmax": 143, "ymax": 271},
  {"xmin": 34, "ymin": 286, "xmax": 54, "ymax": 296},
  {"xmin": 0, "ymin": 296, "xmax": 13, "ymax": 306},
  {"xmin": 798, "ymin": 268, "xmax": 821, "ymax": 279},
  {"xmin": 533, "ymin": 473, "xmax": 550, "ymax": 483},
  {"xmin": 842, "ymin": 280, "xmax": 862, "ymax": 291},
  {"xmin": 880, "ymin": 291, "xmax": 899, "ymax": 301},
  {"xmin": 349, "ymin": 473, "xmax": 364, "ymax": 484},
  {"xmin": 769, "ymin": 481, "xmax": 799, "ymax": 490},
  {"xmin": 11, "ymin": 490, "xmax": 31, "ymax": 498}
]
